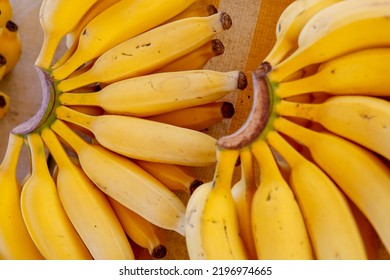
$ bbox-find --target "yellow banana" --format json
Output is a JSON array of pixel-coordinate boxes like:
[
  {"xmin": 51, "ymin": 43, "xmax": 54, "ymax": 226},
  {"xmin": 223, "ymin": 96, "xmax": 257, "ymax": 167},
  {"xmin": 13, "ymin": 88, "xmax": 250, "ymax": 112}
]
[
  {"xmin": 41, "ymin": 128, "xmax": 135, "ymax": 260},
  {"xmin": 0, "ymin": 0, "xmax": 12, "ymax": 28},
  {"xmin": 0, "ymin": 133, "xmax": 43, "ymax": 260},
  {"xmin": 269, "ymin": 0, "xmax": 390, "ymax": 82},
  {"xmin": 231, "ymin": 148, "xmax": 257, "ymax": 259},
  {"xmin": 59, "ymin": 69, "xmax": 246, "ymax": 117},
  {"xmin": 21, "ymin": 133, "xmax": 92, "ymax": 260},
  {"xmin": 164, "ymin": 1, "xmax": 218, "ymax": 24},
  {"xmin": 0, "ymin": 54, "xmax": 6, "ymax": 80},
  {"xmin": 50, "ymin": 119, "xmax": 187, "ymax": 235},
  {"xmin": 134, "ymin": 160, "xmax": 203, "ymax": 194},
  {"xmin": 56, "ymin": 12, "xmax": 232, "ymax": 91},
  {"xmin": 250, "ymin": 139, "xmax": 313, "ymax": 260},
  {"xmin": 52, "ymin": 0, "xmax": 198, "ymax": 79},
  {"xmin": 55, "ymin": 105, "xmax": 216, "ymax": 166},
  {"xmin": 275, "ymin": 48, "xmax": 390, "ymax": 98},
  {"xmin": 185, "ymin": 148, "xmax": 248, "ymax": 260},
  {"xmin": 35, "ymin": 0, "xmax": 99, "ymax": 69},
  {"xmin": 0, "ymin": 21, "xmax": 21, "ymax": 76},
  {"xmin": 146, "ymin": 101, "xmax": 235, "ymax": 131},
  {"xmin": 108, "ymin": 197, "xmax": 167, "ymax": 259},
  {"xmin": 276, "ymin": 95, "xmax": 390, "ymax": 160},
  {"xmin": 273, "ymin": 117, "xmax": 390, "ymax": 255},
  {"xmin": 266, "ymin": 130, "xmax": 367, "ymax": 260},
  {"xmin": 0, "ymin": 90, "xmax": 10, "ymax": 119}
]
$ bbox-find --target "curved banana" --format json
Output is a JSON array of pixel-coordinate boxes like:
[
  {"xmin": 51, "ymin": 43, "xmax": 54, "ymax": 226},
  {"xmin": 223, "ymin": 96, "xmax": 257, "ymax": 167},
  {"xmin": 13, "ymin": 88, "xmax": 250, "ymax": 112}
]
[
  {"xmin": 273, "ymin": 117, "xmax": 390, "ymax": 255},
  {"xmin": 0, "ymin": 21, "xmax": 21, "ymax": 76},
  {"xmin": 269, "ymin": 0, "xmax": 390, "ymax": 82},
  {"xmin": 52, "ymin": 0, "xmax": 198, "ymax": 80},
  {"xmin": 59, "ymin": 70, "xmax": 246, "ymax": 117},
  {"xmin": 41, "ymin": 128, "xmax": 135, "ymax": 260},
  {"xmin": 0, "ymin": 0, "xmax": 12, "ymax": 28},
  {"xmin": 164, "ymin": 2, "xmax": 218, "ymax": 24},
  {"xmin": 108, "ymin": 197, "xmax": 167, "ymax": 259},
  {"xmin": 0, "ymin": 91, "xmax": 10, "ymax": 119},
  {"xmin": 50, "ymin": 120, "xmax": 187, "ymax": 235},
  {"xmin": 185, "ymin": 148, "xmax": 248, "ymax": 260},
  {"xmin": 266, "ymin": 130, "xmax": 367, "ymax": 260},
  {"xmin": 56, "ymin": 12, "xmax": 232, "ymax": 91},
  {"xmin": 250, "ymin": 139, "xmax": 313, "ymax": 260},
  {"xmin": 276, "ymin": 95, "xmax": 390, "ymax": 160},
  {"xmin": 55, "ymin": 105, "xmax": 217, "ymax": 166},
  {"xmin": 21, "ymin": 133, "xmax": 92, "ymax": 260},
  {"xmin": 35, "ymin": 0, "xmax": 99, "ymax": 69},
  {"xmin": 146, "ymin": 101, "xmax": 235, "ymax": 131},
  {"xmin": 0, "ymin": 133, "xmax": 43, "ymax": 260}
]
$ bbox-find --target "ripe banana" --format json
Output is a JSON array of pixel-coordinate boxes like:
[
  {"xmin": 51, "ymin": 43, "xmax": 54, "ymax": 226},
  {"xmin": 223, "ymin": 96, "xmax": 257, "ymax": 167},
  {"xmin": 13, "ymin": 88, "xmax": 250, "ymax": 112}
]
[
  {"xmin": 50, "ymin": 119, "xmax": 187, "ymax": 235},
  {"xmin": 0, "ymin": 0, "xmax": 12, "ymax": 28},
  {"xmin": 0, "ymin": 20, "xmax": 21, "ymax": 76},
  {"xmin": 273, "ymin": 117, "xmax": 390, "ymax": 255},
  {"xmin": 55, "ymin": 105, "xmax": 217, "ymax": 166},
  {"xmin": 146, "ymin": 101, "xmax": 235, "ymax": 131},
  {"xmin": 52, "ymin": 0, "xmax": 198, "ymax": 80},
  {"xmin": 59, "ymin": 69, "xmax": 246, "ymax": 117},
  {"xmin": 0, "ymin": 91, "xmax": 10, "ymax": 119},
  {"xmin": 164, "ymin": 2, "xmax": 218, "ymax": 24},
  {"xmin": 185, "ymin": 148, "xmax": 248, "ymax": 260},
  {"xmin": 56, "ymin": 12, "xmax": 232, "ymax": 91},
  {"xmin": 0, "ymin": 133, "xmax": 43, "ymax": 260},
  {"xmin": 41, "ymin": 128, "xmax": 135, "ymax": 260},
  {"xmin": 21, "ymin": 133, "xmax": 93, "ymax": 260},
  {"xmin": 269, "ymin": 0, "xmax": 390, "ymax": 82},
  {"xmin": 0, "ymin": 54, "xmax": 6, "ymax": 80},
  {"xmin": 276, "ymin": 95, "xmax": 390, "ymax": 160},
  {"xmin": 250, "ymin": 139, "xmax": 313, "ymax": 260}
]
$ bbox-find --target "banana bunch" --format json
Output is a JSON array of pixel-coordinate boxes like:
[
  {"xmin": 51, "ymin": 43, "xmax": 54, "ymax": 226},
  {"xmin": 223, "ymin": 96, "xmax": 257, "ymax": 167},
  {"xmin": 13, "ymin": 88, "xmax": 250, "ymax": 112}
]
[
  {"xmin": 185, "ymin": 0, "xmax": 390, "ymax": 260},
  {"xmin": 0, "ymin": 0, "xmax": 247, "ymax": 259}
]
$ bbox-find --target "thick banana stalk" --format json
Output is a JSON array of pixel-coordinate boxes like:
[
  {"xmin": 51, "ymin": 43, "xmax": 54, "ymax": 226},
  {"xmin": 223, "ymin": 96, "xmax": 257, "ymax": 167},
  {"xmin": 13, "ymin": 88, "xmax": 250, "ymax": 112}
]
[
  {"xmin": 276, "ymin": 95, "xmax": 390, "ymax": 160},
  {"xmin": 35, "ymin": 0, "xmax": 99, "ymax": 69},
  {"xmin": 0, "ymin": 91, "xmax": 10, "ymax": 119},
  {"xmin": 56, "ymin": 12, "xmax": 232, "ymax": 91},
  {"xmin": 269, "ymin": 0, "xmax": 390, "ymax": 82},
  {"xmin": 50, "ymin": 120, "xmax": 187, "ymax": 235},
  {"xmin": 0, "ymin": 21, "xmax": 21, "ymax": 75},
  {"xmin": 59, "ymin": 70, "xmax": 246, "ymax": 117},
  {"xmin": 21, "ymin": 133, "xmax": 92, "ymax": 260},
  {"xmin": 41, "ymin": 128, "xmax": 135, "ymax": 260},
  {"xmin": 0, "ymin": 0, "xmax": 12, "ymax": 28},
  {"xmin": 52, "ymin": 0, "xmax": 198, "ymax": 80},
  {"xmin": 55, "ymin": 106, "xmax": 217, "ymax": 166},
  {"xmin": 266, "ymin": 130, "xmax": 367, "ymax": 260},
  {"xmin": 273, "ymin": 117, "xmax": 390, "ymax": 255},
  {"xmin": 0, "ymin": 133, "xmax": 43, "ymax": 260},
  {"xmin": 250, "ymin": 139, "xmax": 313, "ymax": 260}
]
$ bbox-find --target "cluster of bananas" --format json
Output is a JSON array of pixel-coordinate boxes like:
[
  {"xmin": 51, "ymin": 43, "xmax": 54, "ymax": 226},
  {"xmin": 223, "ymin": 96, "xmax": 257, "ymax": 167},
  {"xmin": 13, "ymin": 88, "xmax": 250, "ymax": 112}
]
[
  {"xmin": 0, "ymin": 0, "xmax": 247, "ymax": 260},
  {"xmin": 0, "ymin": 0, "xmax": 21, "ymax": 119},
  {"xmin": 185, "ymin": 0, "xmax": 390, "ymax": 260}
]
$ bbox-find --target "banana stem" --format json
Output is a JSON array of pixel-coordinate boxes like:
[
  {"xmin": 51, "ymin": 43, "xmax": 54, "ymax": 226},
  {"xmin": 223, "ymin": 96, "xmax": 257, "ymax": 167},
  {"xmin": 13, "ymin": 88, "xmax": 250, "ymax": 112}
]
[
  {"xmin": 273, "ymin": 117, "xmax": 316, "ymax": 148},
  {"xmin": 55, "ymin": 105, "xmax": 95, "ymax": 132},
  {"xmin": 276, "ymin": 100, "xmax": 320, "ymax": 120},
  {"xmin": 59, "ymin": 91, "xmax": 99, "ymax": 107},
  {"xmin": 41, "ymin": 128, "xmax": 73, "ymax": 171}
]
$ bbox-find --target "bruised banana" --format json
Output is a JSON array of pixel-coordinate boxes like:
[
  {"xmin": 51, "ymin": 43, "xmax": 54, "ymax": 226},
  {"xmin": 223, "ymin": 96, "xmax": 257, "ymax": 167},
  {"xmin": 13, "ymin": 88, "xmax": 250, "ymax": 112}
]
[
  {"xmin": 59, "ymin": 69, "xmax": 246, "ymax": 117},
  {"xmin": 56, "ymin": 12, "xmax": 232, "ymax": 91},
  {"xmin": 0, "ymin": 21, "xmax": 21, "ymax": 76},
  {"xmin": 52, "ymin": 0, "xmax": 198, "ymax": 79},
  {"xmin": 50, "ymin": 120, "xmax": 187, "ymax": 235},
  {"xmin": 41, "ymin": 128, "xmax": 135, "ymax": 260},
  {"xmin": 0, "ymin": 91, "xmax": 10, "ymax": 119},
  {"xmin": 55, "ymin": 105, "xmax": 217, "ymax": 166}
]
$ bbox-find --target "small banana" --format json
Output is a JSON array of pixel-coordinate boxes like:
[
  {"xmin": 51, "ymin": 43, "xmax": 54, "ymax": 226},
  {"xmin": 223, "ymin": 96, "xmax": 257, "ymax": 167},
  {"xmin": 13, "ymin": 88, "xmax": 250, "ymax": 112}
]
[
  {"xmin": 0, "ymin": 133, "xmax": 43, "ymax": 260},
  {"xmin": 21, "ymin": 133, "xmax": 92, "ymax": 260},
  {"xmin": 0, "ymin": 21, "xmax": 21, "ymax": 76},
  {"xmin": 0, "ymin": 0, "xmax": 12, "ymax": 28},
  {"xmin": 56, "ymin": 12, "xmax": 232, "ymax": 91},
  {"xmin": 0, "ymin": 91, "xmax": 10, "ymax": 119}
]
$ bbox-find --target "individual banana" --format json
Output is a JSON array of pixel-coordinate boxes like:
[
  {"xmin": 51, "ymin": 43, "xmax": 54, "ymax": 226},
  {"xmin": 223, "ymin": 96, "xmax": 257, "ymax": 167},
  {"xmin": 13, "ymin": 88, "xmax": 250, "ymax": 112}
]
[
  {"xmin": 0, "ymin": 0, "xmax": 12, "ymax": 28},
  {"xmin": 21, "ymin": 133, "xmax": 93, "ymax": 260},
  {"xmin": 273, "ymin": 117, "xmax": 390, "ymax": 255},
  {"xmin": 50, "ymin": 119, "xmax": 187, "ymax": 235},
  {"xmin": 108, "ymin": 197, "xmax": 167, "ymax": 259},
  {"xmin": 185, "ymin": 148, "xmax": 248, "ymax": 260},
  {"xmin": 0, "ymin": 91, "xmax": 10, "ymax": 119},
  {"xmin": 0, "ymin": 20, "xmax": 21, "ymax": 76},
  {"xmin": 52, "ymin": 0, "xmax": 198, "ymax": 79},
  {"xmin": 266, "ymin": 130, "xmax": 367, "ymax": 260},
  {"xmin": 276, "ymin": 95, "xmax": 390, "ymax": 160},
  {"xmin": 146, "ymin": 101, "xmax": 235, "ymax": 131},
  {"xmin": 250, "ymin": 139, "xmax": 313, "ymax": 260},
  {"xmin": 60, "ymin": 69, "xmax": 245, "ymax": 117},
  {"xmin": 35, "ymin": 0, "xmax": 99, "ymax": 69},
  {"xmin": 55, "ymin": 105, "xmax": 217, "ymax": 166},
  {"xmin": 0, "ymin": 133, "xmax": 43, "ymax": 260},
  {"xmin": 275, "ymin": 48, "xmax": 390, "ymax": 98},
  {"xmin": 56, "ymin": 12, "xmax": 233, "ymax": 91},
  {"xmin": 40, "ymin": 128, "xmax": 135, "ymax": 260},
  {"xmin": 269, "ymin": 0, "xmax": 390, "ymax": 82}
]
